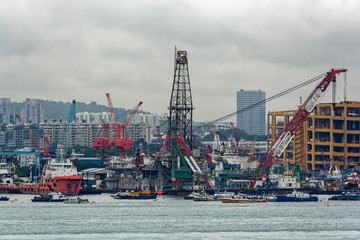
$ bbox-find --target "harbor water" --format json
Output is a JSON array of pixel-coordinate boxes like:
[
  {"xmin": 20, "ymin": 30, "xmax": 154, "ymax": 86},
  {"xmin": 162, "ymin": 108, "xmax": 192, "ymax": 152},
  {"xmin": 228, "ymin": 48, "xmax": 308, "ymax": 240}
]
[{"xmin": 1, "ymin": 194, "xmax": 360, "ymax": 240}]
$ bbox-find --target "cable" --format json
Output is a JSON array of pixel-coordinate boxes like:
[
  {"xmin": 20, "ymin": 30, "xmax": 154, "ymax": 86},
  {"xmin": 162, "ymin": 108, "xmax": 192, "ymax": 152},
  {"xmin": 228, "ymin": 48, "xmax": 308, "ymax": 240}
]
[{"xmin": 195, "ymin": 73, "xmax": 327, "ymax": 130}]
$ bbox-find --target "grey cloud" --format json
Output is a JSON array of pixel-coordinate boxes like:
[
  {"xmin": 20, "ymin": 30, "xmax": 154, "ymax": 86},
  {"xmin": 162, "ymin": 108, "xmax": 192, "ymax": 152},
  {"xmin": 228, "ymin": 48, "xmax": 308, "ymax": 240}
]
[{"xmin": 0, "ymin": 0, "xmax": 359, "ymax": 121}]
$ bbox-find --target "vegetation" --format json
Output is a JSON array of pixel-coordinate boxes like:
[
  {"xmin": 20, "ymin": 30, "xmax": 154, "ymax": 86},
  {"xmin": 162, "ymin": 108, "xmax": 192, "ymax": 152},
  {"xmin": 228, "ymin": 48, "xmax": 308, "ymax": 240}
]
[
  {"xmin": 72, "ymin": 158, "xmax": 103, "ymax": 172},
  {"xmin": 11, "ymin": 99, "xmax": 149, "ymax": 122},
  {"xmin": 16, "ymin": 166, "xmax": 31, "ymax": 177},
  {"xmin": 200, "ymin": 127, "xmax": 267, "ymax": 142}
]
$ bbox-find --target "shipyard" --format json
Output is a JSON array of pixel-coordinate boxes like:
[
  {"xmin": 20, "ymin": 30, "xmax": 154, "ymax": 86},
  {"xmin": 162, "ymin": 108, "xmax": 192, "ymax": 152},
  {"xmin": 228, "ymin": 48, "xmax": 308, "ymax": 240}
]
[
  {"xmin": 1, "ymin": 1, "xmax": 360, "ymax": 239},
  {"xmin": 1, "ymin": 56, "xmax": 359, "ymax": 198}
]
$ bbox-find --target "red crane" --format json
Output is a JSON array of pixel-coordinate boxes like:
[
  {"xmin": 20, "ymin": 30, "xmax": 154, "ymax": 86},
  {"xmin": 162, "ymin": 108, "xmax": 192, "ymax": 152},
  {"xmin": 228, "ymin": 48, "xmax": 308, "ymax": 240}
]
[
  {"xmin": 43, "ymin": 137, "xmax": 52, "ymax": 157},
  {"xmin": 93, "ymin": 123, "xmax": 111, "ymax": 150},
  {"xmin": 252, "ymin": 68, "xmax": 348, "ymax": 184},
  {"xmin": 104, "ymin": 93, "xmax": 143, "ymax": 157},
  {"xmin": 157, "ymin": 126, "xmax": 164, "ymax": 154},
  {"xmin": 16, "ymin": 114, "xmax": 42, "ymax": 153}
]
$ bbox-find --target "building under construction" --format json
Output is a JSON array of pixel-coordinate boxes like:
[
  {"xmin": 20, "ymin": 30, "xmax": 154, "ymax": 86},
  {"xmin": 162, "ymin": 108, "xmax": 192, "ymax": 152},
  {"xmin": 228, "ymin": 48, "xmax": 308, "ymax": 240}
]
[{"xmin": 268, "ymin": 101, "xmax": 360, "ymax": 170}]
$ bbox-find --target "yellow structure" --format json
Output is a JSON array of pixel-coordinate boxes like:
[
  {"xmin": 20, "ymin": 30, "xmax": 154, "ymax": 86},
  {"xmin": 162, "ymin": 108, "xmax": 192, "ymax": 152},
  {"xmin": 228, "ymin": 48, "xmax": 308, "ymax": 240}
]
[{"xmin": 268, "ymin": 101, "xmax": 360, "ymax": 170}]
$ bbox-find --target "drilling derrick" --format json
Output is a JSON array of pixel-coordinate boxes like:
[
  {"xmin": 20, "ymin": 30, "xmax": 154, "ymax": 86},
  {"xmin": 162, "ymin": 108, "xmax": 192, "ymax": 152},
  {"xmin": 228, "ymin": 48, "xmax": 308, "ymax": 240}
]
[
  {"xmin": 168, "ymin": 49, "xmax": 210, "ymax": 190},
  {"xmin": 169, "ymin": 49, "xmax": 194, "ymax": 148}
]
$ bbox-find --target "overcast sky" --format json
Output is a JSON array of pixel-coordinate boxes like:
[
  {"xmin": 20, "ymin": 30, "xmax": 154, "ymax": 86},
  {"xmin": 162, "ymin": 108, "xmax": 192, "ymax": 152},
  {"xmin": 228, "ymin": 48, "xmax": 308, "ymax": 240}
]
[{"xmin": 1, "ymin": 0, "xmax": 359, "ymax": 122}]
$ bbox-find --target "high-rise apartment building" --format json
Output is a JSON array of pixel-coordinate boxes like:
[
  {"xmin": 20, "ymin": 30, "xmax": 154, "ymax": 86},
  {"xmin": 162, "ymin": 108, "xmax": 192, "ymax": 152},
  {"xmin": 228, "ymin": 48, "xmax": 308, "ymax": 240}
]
[
  {"xmin": 21, "ymin": 98, "xmax": 44, "ymax": 123},
  {"xmin": 236, "ymin": 89, "xmax": 266, "ymax": 135},
  {"xmin": 76, "ymin": 112, "xmax": 110, "ymax": 123},
  {"xmin": 0, "ymin": 98, "xmax": 15, "ymax": 124}
]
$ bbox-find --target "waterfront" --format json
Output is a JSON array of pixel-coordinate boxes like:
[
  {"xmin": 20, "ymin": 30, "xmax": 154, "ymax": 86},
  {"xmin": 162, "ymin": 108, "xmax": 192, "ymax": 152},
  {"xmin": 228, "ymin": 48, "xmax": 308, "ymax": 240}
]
[{"xmin": 1, "ymin": 194, "xmax": 360, "ymax": 240}]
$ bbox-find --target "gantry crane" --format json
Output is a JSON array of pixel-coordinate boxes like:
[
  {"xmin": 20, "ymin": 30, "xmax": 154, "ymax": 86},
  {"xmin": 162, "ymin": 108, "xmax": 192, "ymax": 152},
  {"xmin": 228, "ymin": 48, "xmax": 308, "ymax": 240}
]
[{"xmin": 252, "ymin": 68, "xmax": 348, "ymax": 186}]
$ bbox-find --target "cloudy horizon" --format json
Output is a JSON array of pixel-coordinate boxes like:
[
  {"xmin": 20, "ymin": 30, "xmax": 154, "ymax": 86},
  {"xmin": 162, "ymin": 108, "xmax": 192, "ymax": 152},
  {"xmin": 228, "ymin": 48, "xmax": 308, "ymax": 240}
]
[{"xmin": 1, "ymin": 0, "xmax": 359, "ymax": 122}]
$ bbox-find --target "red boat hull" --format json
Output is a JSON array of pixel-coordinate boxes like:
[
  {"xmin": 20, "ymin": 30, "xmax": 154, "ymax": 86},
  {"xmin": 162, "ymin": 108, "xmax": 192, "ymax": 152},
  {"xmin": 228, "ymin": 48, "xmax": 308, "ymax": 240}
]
[{"xmin": 0, "ymin": 176, "xmax": 82, "ymax": 195}]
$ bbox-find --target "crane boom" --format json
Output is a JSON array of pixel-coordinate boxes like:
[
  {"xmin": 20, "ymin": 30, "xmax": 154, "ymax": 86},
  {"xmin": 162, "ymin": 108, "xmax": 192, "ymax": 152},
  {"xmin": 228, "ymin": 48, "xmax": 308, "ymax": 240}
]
[
  {"xmin": 105, "ymin": 93, "xmax": 121, "ymax": 141},
  {"xmin": 258, "ymin": 68, "xmax": 347, "ymax": 170},
  {"xmin": 16, "ymin": 114, "xmax": 42, "ymax": 152},
  {"xmin": 123, "ymin": 101, "xmax": 143, "ymax": 125}
]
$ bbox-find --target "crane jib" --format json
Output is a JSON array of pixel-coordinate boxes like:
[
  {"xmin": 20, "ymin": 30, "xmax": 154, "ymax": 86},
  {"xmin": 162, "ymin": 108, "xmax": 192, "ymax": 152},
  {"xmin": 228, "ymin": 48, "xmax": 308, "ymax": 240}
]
[
  {"xmin": 305, "ymin": 88, "xmax": 323, "ymax": 113},
  {"xmin": 261, "ymin": 68, "xmax": 347, "ymax": 169}
]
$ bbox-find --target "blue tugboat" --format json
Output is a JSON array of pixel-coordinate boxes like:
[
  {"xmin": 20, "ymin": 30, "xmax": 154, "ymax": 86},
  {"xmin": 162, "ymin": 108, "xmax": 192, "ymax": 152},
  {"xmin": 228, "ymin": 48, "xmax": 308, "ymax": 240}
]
[
  {"xmin": 0, "ymin": 196, "xmax": 9, "ymax": 201},
  {"xmin": 275, "ymin": 191, "xmax": 318, "ymax": 202},
  {"xmin": 329, "ymin": 192, "xmax": 360, "ymax": 201}
]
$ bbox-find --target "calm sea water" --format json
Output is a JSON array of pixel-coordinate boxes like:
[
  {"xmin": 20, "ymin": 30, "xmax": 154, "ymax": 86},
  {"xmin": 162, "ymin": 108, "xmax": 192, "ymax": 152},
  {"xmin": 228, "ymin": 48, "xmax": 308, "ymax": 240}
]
[{"xmin": 0, "ymin": 194, "xmax": 359, "ymax": 240}]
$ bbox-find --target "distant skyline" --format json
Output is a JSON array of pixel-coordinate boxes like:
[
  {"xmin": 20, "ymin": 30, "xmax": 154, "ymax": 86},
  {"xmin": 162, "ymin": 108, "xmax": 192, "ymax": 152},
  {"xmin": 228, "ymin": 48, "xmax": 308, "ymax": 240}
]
[{"xmin": 1, "ymin": 0, "xmax": 359, "ymax": 122}]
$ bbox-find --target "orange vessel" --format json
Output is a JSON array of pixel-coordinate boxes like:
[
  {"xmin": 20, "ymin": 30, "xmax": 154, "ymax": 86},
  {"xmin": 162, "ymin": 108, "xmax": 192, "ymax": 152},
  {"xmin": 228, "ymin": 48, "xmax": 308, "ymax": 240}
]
[
  {"xmin": 38, "ymin": 176, "xmax": 82, "ymax": 195},
  {"xmin": 1, "ymin": 176, "xmax": 82, "ymax": 195},
  {"xmin": 1, "ymin": 151, "xmax": 83, "ymax": 195}
]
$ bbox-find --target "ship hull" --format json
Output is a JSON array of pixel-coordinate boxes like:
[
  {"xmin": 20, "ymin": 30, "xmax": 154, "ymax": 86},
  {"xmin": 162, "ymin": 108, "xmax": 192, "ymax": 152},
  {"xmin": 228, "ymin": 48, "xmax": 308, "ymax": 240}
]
[
  {"xmin": 221, "ymin": 199, "xmax": 268, "ymax": 203},
  {"xmin": 0, "ymin": 176, "xmax": 82, "ymax": 196},
  {"xmin": 275, "ymin": 196, "xmax": 318, "ymax": 202}
]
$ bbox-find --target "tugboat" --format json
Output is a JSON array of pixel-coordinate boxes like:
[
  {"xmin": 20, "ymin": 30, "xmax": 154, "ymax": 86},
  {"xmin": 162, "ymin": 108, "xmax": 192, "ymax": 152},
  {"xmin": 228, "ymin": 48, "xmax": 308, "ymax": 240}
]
[
  {"xmin": 275, "ymin": 191, "xmax": 318, "ymax": 202},
  {"xmin": 111, "ymin": 190, "xmax": 157, "ymax": 200},
  {"xmin": 0, "ymin": 196, "xmax": 9, "ymax": 201},
  {"xmin": 0, "ymin": 145, "xmax": 82, "ymax": 196},
  {"xmin": 31, "ymin": 194, "xmax": 52, "ymax": 202},
  {"xmin": 329, "ymin": 192, "xmax": 360, "ymax": 201},
  {"xmin": 220, "ymin": 193, "xmax": 268, "ymax": 203},
  {"xmin": 31, "ymin": 192, "xmax": 68, "ymax": 202}
]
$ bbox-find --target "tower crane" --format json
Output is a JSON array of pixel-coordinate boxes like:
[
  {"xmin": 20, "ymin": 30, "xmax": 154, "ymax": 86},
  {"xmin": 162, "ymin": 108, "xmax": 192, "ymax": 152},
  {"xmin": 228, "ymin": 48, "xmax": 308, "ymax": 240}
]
[
  {"xmin": 251, "ymin": 68, "xmax": 348, "ymax": 186},
  {"xmin": 64, "ymin": 99, "xmax": 76, "ymax": 158}
]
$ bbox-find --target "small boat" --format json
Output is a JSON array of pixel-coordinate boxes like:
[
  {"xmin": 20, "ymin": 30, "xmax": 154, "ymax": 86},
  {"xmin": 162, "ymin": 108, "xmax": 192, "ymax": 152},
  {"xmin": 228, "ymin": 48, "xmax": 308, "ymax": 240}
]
[
  {"xmin": 48, "ymin": 192, "xmax": 68, "ymax": 202},
  {"xmin": 192, "ymin": 191, "xmax": 218, "ymax": 201},
  {"xmin": 184, "ymin": 191, "xmax": 201, "ymax": 200},
  {"xmin": 275, "ymin": 191, "xmax": 318, "ymax": 202},
  {"xmin": 329, "ymin": 192, "xmax": 360, "ymax": 201},
  {"xmin": 266, "ymin": 195, "xmax": 278, "ymax": 202},
  {"xmin": 213, "ymin": 191, "xmax": 235, "ymax": 200},
  {"xmin": 111, "ymin": 190, "xmax": 157, "ymax": 200},
  {"xmin": 31, "ymin": 194, "xmax": 52, "ymax": 202},
  {"xmin": 0, "ymin": 196, "xmax": 9, "ymax": 201},
  {"xmin": 220, "ymin": 193, "xmax": 268, "ymax": 203},
  {"xmin": 64, "ymin": 197, "xmax": 89, "ymax": 204}
]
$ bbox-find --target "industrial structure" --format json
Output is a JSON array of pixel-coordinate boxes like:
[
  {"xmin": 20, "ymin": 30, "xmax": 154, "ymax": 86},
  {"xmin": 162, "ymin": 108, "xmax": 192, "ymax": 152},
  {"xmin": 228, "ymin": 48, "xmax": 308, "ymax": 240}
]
[
  {"xmin": 249, "ymin": 68, "xmax": 348, "ymax": 185},
  {"xmin": 92, "ymin": 93, "xmax": 143, "ymax": 157},
  {"xmin": 268, "ymin": 101, "xmax": 360, "ymax": 170},
  {"xmin": 169, "ymin": 49, "xmax": 194, "ymax": 148}
]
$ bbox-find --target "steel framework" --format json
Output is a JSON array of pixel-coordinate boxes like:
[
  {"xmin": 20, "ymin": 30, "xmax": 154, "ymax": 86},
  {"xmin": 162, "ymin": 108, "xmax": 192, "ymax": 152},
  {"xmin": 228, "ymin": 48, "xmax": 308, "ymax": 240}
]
[{"xmin": 169, "ymin": 49, "xmax": 194, "ymax": 148}]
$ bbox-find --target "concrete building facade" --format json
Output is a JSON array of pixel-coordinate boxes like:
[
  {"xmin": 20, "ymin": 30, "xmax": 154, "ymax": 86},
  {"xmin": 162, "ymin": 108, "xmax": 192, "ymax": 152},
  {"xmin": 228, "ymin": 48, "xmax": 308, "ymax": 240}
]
[
  {"xmin": 21, "ymin": 98, "xmax": 44, "ymax": 123},
  {"xmin": 0, "ymin": 122, "xmax": 152, "ymax": 150},
  {"xmin": 236, "ymin": 89, "xmax": 266, "ymax": 135},
  {"xmin": 0, "ymin": 98, "xmax": 15, "ymax": 124},
  {"xmin": 268, "ymin": 101, "xmax": 360, "ymax": 170}
]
